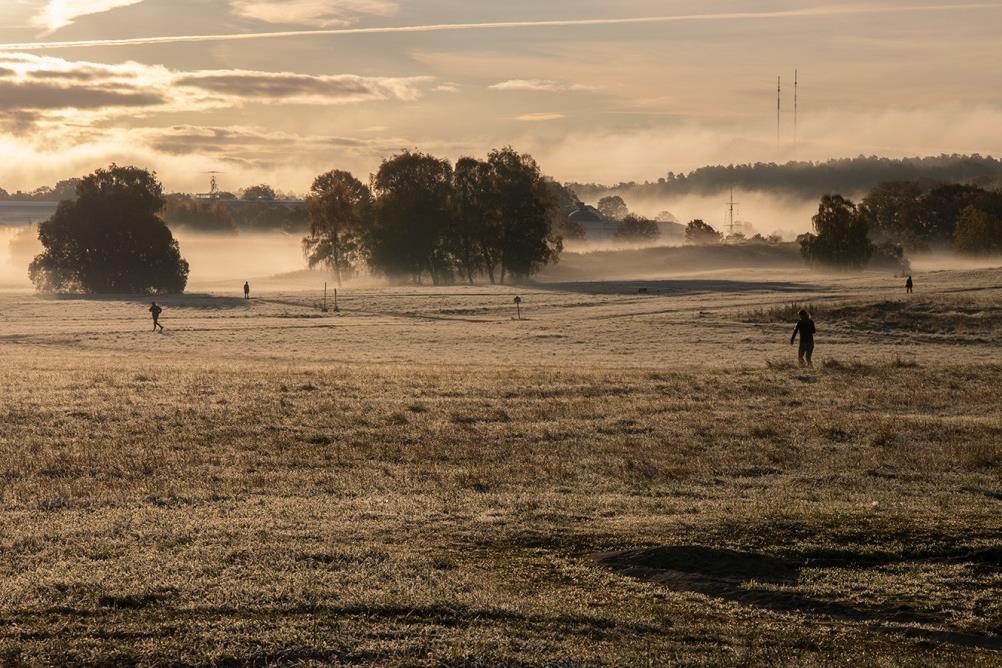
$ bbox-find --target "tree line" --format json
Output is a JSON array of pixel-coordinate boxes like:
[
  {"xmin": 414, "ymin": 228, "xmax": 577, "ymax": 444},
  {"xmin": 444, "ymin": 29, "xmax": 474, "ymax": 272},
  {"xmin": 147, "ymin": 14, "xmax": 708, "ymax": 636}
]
[
  {"xmin": 27, "ymin": 147, "xmax": 565, "ymax": 293},
  {"xmin": 857, "ymin": 181, "xmax": 1002, "ymax": 254},
  {"xmin": 163, "ymin": 196, "xmax": 307, "ymax": 234},
  {"xmin": 568, "ymin": 154, "xmax": 1002, "ymax": 201},
  {"xmin": 303, "ymin": 147, "xmax": 562, "ymax": 285}
]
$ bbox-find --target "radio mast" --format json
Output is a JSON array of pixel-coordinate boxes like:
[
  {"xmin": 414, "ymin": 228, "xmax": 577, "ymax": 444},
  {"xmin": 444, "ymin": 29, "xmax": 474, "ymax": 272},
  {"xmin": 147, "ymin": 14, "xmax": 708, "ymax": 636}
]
[
  {"xmin": 777, "ymin": 76, "xmax": 781, "ymax": 146},
  {"xmin": 794, "ymin": 69, "xmax": 799, "ymax": 145}
]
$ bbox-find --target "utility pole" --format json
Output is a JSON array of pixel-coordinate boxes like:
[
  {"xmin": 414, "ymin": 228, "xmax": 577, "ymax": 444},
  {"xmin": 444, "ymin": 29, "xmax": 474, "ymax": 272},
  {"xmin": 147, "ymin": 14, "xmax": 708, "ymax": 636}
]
[{"xmin": 727, "ymin": 188, "xmax": 739, "ymax": 236}]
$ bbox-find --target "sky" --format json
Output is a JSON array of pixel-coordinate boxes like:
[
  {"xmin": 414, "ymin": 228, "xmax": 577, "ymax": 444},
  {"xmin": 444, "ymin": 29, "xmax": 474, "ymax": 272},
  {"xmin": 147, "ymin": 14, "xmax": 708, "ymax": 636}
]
[{"xmin": 0, "ymin": 0, "xmax": 1001, "ymax": 194}]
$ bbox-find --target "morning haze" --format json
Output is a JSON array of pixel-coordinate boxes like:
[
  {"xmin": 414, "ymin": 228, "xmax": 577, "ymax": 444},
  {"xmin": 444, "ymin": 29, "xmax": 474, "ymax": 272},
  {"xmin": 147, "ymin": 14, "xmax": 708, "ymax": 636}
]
[{"xmin": 0, "ymin": 1, "xmax": 1000, "ymax": 664}]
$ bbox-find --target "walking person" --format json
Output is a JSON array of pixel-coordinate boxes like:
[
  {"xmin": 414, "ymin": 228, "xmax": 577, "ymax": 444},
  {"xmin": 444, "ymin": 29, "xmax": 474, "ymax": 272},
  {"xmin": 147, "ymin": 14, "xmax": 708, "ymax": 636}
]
[
  {"xmin": 244, "ymin": 281, "xmax": 250, "ymax": 300},
  {"xmin": 790, "ymin": 309, "xmax": 816, "ymax": 368},
  {"xmin": 906, "ymin": 275, "xmax": 913, "ymax": 294},
  {"xmin": 150, "ymin": 301, "xmax": 164, "ymax": 333}
]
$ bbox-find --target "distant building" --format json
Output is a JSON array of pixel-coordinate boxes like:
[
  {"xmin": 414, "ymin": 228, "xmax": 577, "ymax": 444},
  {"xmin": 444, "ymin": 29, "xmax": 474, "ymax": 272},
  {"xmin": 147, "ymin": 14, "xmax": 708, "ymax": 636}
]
[{"xmin": 568, "ymin": 204, "xmax": 618, "ymax": 240}]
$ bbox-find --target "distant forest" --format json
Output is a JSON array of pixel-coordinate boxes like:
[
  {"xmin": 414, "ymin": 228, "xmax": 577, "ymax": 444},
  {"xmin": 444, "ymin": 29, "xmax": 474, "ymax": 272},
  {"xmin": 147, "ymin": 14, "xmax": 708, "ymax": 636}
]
[{"xmin": 568, "ymin": 155, "xmax": 1002, "ymax": 201}]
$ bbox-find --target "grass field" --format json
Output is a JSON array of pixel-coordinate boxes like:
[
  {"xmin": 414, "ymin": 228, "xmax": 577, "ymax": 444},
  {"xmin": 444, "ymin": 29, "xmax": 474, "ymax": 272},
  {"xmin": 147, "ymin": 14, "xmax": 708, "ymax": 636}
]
[{"xmin": 0, "ymin": 265, "xmax": 1000, "ymax": 665}]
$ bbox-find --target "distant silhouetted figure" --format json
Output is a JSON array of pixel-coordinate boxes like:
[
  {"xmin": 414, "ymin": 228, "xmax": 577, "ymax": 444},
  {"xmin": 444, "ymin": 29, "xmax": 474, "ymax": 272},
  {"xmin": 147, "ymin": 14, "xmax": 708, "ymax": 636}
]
[
  {"xmin": 791, "ymin": 309, "xmax": 816, "ymax": 368},
  {"xmin": 906, "ymin": 275, "xmax": 913, "ymax": 294},
  {"xmin": 244, "ymin": 281, "xmax": 250, "ymax": 300},
  {"xmin": 149, "ymin": 301, "xmax": 164, "ymax": 332}
]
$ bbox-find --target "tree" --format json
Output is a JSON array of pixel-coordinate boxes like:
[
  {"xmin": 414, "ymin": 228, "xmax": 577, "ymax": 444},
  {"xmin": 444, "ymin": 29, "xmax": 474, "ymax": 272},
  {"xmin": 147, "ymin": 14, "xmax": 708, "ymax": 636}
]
[
  {"xmin": 614, "ymin": 214, "xmax": 661, "ymax": 242},
  {"xmin": 953, "ymin": 205, "xmax": 1002, "ymax": 255},
  {"xmin": 242, "ymin": 184, "xmax": 277, "ymax": 201},
  {"xmin": 870, "ymin": 241, "xmax": 911, "ymax": 274},
  {"xmin": 449, "ymin": 157, "xmax": 494, "ymax": 284},
  {"xmin": 921, "ymin": 184, "xmax": 996, "ymax": 245},
  {"xmin": 370, "ymin": 151, "xmax": 454, "ymax": 284},
  {"xmin": 597, "ymin": 195, "xmax": 629, "ymax": 220},
  {"xmin": 241, "ymin": 201, "xmax": 308, "ymax": 233},
  {"xmin": 302, "ymin": 170, "xmax": 372, "ymax": 285},
  {"xmin": 487, "ymin": 147, "xmax": 561, "ymax": 283},
  {"xmin": 50, "ymin": 178, "xmax": 82, "ymax": 202},
  {"xmin": 798, "ymin": 195, "xmax": 873, "ymax": 270},
  {"xmin": 163, "ymin": 195, "xmax": 238, "ymax": 234},
  {"xmin": 544, "ymin": 179, "xmax": 585, "ymax": 242},
  {"xmin": 29, "ymin": 165, "xmax": 189, "ymax": 294},
  {"xmin": 859, "ymin": 181, "xmax": 927, "ymax": 250},
  {"xmin": 685, "ymin": 219, "xmax": 722, "ymax": 245}
]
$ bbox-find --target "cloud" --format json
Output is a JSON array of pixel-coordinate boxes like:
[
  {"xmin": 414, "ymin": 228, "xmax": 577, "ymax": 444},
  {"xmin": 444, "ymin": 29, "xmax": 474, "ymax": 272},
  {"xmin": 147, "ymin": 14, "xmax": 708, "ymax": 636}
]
[
  {"xmin": 0, "ymin": 80, "xmax": 164, "ymax": 110},
  {"xmin": 0, "ymin": 52, "xmax": 436, "ymax": 131},
  {"xmin": 6, "ymin": 3, "xmax": 1002, "ymax": 50},
  {"xmin": 33, "ymin": 0, "xmax": 145, "ymax": 33},
  {"xmin": 175, "ymin": 70, "xmax": 428, "ymax": 104},
  {"xmin": 0, "ymin": 52, "xmax": 178, "ymax": 129},
  {"xmin": 513, "ymin": 112, "xmax": 566, "ymax": 122},
  {"xmin": 136, "ymin": 124, "xmax": 409, "ymax": 161},
  {"xmin": 432, "ymin": 82, "xmax": 460, "ymax": 93},
  {"xmin": 490, "ymin": 79, "xmax": 595, "ymax": 93},
  {"xmin": 231, "ymin": 0, "xmax": 398, "ymax": 27}
]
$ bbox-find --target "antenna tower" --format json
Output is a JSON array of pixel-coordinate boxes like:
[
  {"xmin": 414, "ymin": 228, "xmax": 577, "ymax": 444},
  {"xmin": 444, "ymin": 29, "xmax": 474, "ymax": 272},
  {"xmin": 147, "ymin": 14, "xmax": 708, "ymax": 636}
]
[
  {"xmin": 776, "ymin": 76, "xmax": 781, "ymax": 145},
  {"xmin": 794, "ymin": 69, "xmax": 799, "ymax": 145}
]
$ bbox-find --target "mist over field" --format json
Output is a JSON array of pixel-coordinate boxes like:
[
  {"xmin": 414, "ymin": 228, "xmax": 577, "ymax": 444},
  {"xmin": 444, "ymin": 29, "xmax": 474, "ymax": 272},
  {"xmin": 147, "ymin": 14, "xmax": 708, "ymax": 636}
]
[
  {"xmin": 574, "ymin": 189, "xmax": 818, "ymax": 239},
  {"xmin": 3, "ymin": 1, "xmax": 1002, "ymax": 663},
  {"xmin": 172, "ymin": 231, "xmax": 305, "ymax": 286},
  {"xmin": 1, "ymin": 227, "xmax": 310, "ymax": 289}
]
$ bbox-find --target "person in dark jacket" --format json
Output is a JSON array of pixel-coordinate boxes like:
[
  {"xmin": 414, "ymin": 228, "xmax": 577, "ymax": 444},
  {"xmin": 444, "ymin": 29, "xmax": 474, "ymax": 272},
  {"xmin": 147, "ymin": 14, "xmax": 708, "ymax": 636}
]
[
  {"xmin": 150, "ymin": 301, "xmax": 164, "ymax": 332},
  {"xmin": 244, "ymin": 281, "xmax": 250, "ymax": 299},
  {"xmin": 906, "ymin": 275, "xmax": 913, "ymax": 294},
  {"xmin": 790, "ymin": 309, "xmax": 816, "ymax": 367}
]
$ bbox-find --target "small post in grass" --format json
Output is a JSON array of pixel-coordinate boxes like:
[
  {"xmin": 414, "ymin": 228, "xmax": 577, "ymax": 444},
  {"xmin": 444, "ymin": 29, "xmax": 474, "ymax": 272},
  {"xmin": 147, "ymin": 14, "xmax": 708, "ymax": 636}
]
[
  {"xmin": 322, "ymin": 282, "xmax": 329, "ymax": 313},
  {"xmin": 513, "ymin": 295, "xmax": 522, "ymax": 321},
  {"xmin": 334, "ymin": 289, "xmax": 339, "ymax": 312}
]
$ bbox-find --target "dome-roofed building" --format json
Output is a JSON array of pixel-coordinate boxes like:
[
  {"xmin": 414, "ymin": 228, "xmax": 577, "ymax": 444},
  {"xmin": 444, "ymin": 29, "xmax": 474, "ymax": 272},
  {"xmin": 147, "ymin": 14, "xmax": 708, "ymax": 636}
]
[{"xmin": 567, "ymin": 203, "xmax": 617, "ymax": 240}]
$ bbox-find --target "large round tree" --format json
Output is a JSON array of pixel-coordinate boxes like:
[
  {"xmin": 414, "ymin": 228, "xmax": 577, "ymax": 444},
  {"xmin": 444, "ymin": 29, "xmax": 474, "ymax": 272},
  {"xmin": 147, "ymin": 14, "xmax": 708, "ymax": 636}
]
[{"xmin": 29, "ymin": 165, "xmax": 189, "ymax": 294}]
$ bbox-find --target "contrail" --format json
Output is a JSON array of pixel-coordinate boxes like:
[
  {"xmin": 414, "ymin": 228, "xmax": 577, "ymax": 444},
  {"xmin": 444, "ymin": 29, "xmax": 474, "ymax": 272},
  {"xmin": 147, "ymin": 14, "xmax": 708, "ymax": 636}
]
[{"xmin": 0, "ymin": 3, "xmax": 999, "ymax": 51}]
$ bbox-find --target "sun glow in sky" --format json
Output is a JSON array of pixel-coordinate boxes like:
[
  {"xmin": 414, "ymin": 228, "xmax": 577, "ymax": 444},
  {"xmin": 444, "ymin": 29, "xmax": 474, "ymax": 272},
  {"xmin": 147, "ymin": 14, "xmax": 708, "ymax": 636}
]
[{"xmin": 0, "ymin": 1, "xmax": 1001, "ymax": 193}]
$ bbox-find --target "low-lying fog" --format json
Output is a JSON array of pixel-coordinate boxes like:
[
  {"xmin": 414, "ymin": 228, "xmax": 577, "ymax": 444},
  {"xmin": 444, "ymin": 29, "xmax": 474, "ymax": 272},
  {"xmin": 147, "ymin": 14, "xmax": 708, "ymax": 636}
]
[
  {"xmin": 0, "ymin": 227, "xmax": 307, "ymax": 290},
  {"xmin": 602, "ymin": 190, "xmax": 823, "ymax": 239},
  {"xmin": 3, "ymin": 188, "xmax": 1001, "ymax": 291}
]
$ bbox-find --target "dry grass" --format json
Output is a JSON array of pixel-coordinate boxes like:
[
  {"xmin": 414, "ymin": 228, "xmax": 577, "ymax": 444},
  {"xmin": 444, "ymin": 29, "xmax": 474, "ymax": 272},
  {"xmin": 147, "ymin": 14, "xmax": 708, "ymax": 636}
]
[
  {"xmin": 0, "ymin": 353, "xmax": 1000, "ymax": 664},
  {"xmin": 0, "ymin": 268, "xmax": 1000, "ymax": 664},
  {"xmin": 742, "ymin": 302, "xmax": 831, "ymax": 323}
]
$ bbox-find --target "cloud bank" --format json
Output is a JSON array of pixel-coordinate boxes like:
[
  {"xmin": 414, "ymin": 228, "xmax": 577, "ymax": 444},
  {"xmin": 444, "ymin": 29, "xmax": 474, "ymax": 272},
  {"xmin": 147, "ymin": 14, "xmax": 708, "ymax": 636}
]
[{"xmin": 0, "ymin": 52, "xmax": 434, "ymax": 132}]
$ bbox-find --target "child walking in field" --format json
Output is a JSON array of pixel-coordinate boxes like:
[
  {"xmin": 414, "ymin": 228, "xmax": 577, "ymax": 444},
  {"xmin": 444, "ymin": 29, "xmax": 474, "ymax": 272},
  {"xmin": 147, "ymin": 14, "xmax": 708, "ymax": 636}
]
[
  {"xmin": 791, "ymin": 309, "xmax": 816, "ymax": 368},
  {"xmin": 150, "ymin": 301, "xmax": 164, "ymax": 332}
]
